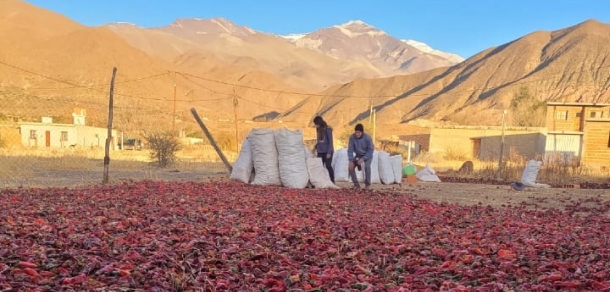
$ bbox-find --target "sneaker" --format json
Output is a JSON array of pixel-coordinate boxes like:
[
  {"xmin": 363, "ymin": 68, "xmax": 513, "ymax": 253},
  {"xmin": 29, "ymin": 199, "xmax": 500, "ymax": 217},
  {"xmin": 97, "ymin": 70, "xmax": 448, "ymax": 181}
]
[
  {"xmin": 351, "ymin": 185, "xmax": 361, "ymax": 189},
  {"xmin": 364, "ymin": 184, "xmax": 371, "ymax": 189}
]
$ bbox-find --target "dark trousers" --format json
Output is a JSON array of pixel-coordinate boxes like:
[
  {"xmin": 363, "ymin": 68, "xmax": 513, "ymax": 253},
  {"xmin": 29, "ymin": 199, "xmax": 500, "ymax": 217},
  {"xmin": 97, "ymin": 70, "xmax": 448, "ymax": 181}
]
[
  {"xmin": 349, "ymin": 156, "xmax": 372, "ymax": 187},
  {"xmin": 317, "ymin": 152, "xmax": 335, "ymax": 183}
]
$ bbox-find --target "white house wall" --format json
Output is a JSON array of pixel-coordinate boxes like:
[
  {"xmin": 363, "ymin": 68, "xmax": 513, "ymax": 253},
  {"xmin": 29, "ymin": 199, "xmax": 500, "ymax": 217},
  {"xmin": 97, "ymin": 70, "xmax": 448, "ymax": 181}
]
[
  {"xmin": 75, "ymin": 126, "xmax": 117, "ymax": 149},
  {"xmin": 544, "ymin": 134, "xmax": 582, "ymax": 163},
  {"xmin": 19, "ymin": 123, "xmax": 78, "ymax": 147},
  {"xmin": 19, "ymin": 123, "xmax": 117, "ymax": 149}
]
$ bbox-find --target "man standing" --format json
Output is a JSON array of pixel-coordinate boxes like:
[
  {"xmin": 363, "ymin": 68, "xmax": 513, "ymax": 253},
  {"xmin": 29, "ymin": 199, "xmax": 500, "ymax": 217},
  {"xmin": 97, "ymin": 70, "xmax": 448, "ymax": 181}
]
[{"xmin": 347, "ymin": 123, "xmax": 374, "ymax": 189}]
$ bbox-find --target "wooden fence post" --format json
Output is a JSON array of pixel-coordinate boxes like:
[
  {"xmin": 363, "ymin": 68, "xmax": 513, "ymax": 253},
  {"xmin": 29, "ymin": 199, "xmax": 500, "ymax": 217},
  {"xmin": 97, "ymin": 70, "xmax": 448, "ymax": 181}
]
[
  {"xmin": 103, "ymin": 67, "xmax": 117, "ymax": 184},
  {"xmin": 190, "ymin": 108, "xmax": 233, "ymax": 173}
]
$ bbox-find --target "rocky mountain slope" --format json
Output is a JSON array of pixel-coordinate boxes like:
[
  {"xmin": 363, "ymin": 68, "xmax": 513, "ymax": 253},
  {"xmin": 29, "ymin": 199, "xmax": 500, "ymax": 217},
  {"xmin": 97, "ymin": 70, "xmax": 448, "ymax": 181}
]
[{"xmin": 278, "ymin": 19, "xmax": 610, "ymax": 128}]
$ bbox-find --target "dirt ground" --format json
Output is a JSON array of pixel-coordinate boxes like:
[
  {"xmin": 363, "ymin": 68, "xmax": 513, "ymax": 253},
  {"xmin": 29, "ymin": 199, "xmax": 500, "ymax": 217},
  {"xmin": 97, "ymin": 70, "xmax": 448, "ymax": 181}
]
[{"xmin": 1, "ymin": 168, "xmax": 608, "ymax": 211}]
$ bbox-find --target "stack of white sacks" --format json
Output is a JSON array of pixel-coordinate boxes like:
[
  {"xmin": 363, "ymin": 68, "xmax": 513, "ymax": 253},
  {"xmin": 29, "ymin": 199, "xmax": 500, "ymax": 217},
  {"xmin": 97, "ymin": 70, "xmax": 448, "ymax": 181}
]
[
  {"xmin": 230, "ymin": 128, "xmax": 404, "ymax": 188},
  {"xmin": 331, "ymin": 148, "xmax": 403, "ymax": 185}
]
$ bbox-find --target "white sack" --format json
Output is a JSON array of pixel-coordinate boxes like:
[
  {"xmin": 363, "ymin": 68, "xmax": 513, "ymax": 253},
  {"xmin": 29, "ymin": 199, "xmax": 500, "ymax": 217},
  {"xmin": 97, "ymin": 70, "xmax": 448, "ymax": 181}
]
[
  {"xmin": 332, "ymin": 148, "xmax": 350, "ymax": 182},
  {"xmin": 307, "ymin": 158, "xmax": 339, "ymax": 189},
  {"xmin": 229, "ymin": 138, "xmax": 254, "ymax": 184},
  {"xmin": 378, "ymin": 151, "xmax": 395, "ymax": 184},
  {"xmin": 248, "ymin": 128, "xmax": 282, "ymax": 186},
  {"xmin": 274, "ymin": 129, "xmax": 309, "ymax": 188},
  {"xmin": 520, "ymin": 160, "xmax": 550, "ymax": 188},
  {"xmin": 391, "ymin": 155, "xmax": 403, "ymax": 184},
  {"xmin": 416, "ymin": 164, "xmax": 441, "ymax": 182},
  {"xmin": 332, "ymin": 148, "xmax": 364, "ymax": 182},
  {"xmin": 370, "ymin": 151, "xmax": 381, "ymax": 184},
  {"xmin": 303, "ymin": 145, "xmax": 315, "ymax": 158}
]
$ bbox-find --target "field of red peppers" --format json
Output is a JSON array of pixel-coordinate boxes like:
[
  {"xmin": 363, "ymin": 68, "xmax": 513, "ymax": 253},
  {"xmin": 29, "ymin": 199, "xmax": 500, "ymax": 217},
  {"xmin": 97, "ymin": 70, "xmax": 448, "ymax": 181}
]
[{"xmin": 1, "ymin": 180, "xmax": 610, "ymax": 291}]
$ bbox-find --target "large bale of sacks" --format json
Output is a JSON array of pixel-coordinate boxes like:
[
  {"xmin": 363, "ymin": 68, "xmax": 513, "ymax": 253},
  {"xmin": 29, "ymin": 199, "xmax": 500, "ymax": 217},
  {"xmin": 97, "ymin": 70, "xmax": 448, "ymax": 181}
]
[
  {"xmin": 274, "ymin": 129, "xmax": 309, "ymax": 188},
  {"xmin": 378, "ymin": 151, "xmax": 395, "ymax": 185},
  {"xmin": 229, "ymin": 136, "xmax": 254, "ymax": 184},
  {"xmin": 248, "ymin": 128, "xmax": 282, "ymax": 186},
  {"xmin": 391, "ymin": 155, "xmax": 403, "ymax": 184},
  {"xmin": 332, "ymin": 148, "xmax": 366, "ymax": 182}
]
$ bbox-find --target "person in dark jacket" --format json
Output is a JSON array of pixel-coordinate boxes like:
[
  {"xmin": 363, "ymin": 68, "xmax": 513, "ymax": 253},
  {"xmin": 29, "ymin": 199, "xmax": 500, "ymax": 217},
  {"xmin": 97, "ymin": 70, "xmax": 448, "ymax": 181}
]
[
  {"xmin": 347, "ymin": 123, "xmax": 374, "ymax": 188},
  {"xmin": 313, "ymin": 116, "xmax": 335, "ymax": 183}
]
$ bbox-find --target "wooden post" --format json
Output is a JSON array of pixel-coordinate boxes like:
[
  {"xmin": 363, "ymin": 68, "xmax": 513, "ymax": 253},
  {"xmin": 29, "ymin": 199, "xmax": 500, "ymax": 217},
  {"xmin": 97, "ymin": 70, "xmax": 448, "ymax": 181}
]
[
  {"xmin": 172, "ymin": 83, "xmax": 177, "ymax": 137},
  {"xmin": 372, "ymin": 109, "xmax": 377, "ymax": 145},
  {"xmin": 497, "ymin": 109, "xmax": 507, "ymax": 178},
  {"xmin": 190, "ymin": 108, "xmax": 233, "ymax": 172},
  {"xmin": 103, "ymin": 67, "xmax": 117, "ymax": 184},
  {"xmin": 233, "ymin": 97, "xmax": 240, "ymax": 153}
]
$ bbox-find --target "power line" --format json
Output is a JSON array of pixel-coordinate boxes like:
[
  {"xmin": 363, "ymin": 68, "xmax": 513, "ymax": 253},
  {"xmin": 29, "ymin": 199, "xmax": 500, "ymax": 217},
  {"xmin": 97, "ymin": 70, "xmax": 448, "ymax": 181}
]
[
  {"xmin": 175, "ymin": 63, "xmax": 610, "ymax": 100},
  {"xmin": 24, "ymin": 72, "xmax": 172, "ymax": 90},
  {"xmin": 2, "ymin": 58, "xmax": 609, "ymax": 118}
]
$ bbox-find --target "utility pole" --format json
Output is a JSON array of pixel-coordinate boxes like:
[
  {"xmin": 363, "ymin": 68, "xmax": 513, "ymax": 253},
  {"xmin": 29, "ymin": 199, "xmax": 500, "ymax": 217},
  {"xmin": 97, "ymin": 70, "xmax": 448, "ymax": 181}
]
[
  {"xmin": 233, "ymin": 95, "xmax": 240, "ymax": 153},
  {"xmin": 102, "ymin": 67, "xmax": 117, "ymax": 185},
  {"xmin": 498, "ymin": 109, "xmax": 507, "ymax": 178},
  {"xmin": 172, "ymin": 83, "xmax": 177, "ymax": 137},
  {"xmin": 372, "ymin": 109, "xmax": 377, "ymax": 145}
]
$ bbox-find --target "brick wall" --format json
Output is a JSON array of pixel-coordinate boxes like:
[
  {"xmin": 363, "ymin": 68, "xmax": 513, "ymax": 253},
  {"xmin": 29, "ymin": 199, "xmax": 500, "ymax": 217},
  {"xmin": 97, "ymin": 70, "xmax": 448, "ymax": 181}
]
[
  {"xmin": 479, "ymin": 133, "xmax": 547, "ymax": 160},
  {"xmin": 582, "ymin": 121, "xmax": 610, "ymax": 170},
  {"xmin": 398, "ymin": 134, "xmax": 430, "ymax": 152},
  {"xmin": 429, "ymin": 127, "xmax": 546, "ymax": 160}
]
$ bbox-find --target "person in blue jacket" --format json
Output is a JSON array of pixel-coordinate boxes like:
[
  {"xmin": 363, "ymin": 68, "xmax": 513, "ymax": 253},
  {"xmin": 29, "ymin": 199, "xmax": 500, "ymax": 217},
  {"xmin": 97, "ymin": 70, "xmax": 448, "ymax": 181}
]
[
  {"xmin": 348, "ymin": 123, "xmax": 374, "ymax": 188},
  {"xmin": 313, "ymin": 116, "xmax": 335, "ymax": 183}
]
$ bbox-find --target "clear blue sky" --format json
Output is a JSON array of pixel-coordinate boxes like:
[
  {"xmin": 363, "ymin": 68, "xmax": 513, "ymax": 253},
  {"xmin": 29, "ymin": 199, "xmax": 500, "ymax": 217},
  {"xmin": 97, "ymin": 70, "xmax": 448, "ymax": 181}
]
[{"xmin": 26, "ymin": 0, "xmax": 610, "ymax": 58}]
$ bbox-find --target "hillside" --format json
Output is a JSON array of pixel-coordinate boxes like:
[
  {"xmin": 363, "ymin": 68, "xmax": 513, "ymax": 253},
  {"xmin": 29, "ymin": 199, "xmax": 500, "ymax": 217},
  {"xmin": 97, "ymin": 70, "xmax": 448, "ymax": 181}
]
[
  {"xmin": 280, "ymin": 19, "xmax": 610, "ymax": 129},
  {"xmin": 0, "ymin": 0, "xmax": 307, "ymax": 136},
  {"xmin": 2, "ymin": 1, "xmax": 609, "ymax": 141}
]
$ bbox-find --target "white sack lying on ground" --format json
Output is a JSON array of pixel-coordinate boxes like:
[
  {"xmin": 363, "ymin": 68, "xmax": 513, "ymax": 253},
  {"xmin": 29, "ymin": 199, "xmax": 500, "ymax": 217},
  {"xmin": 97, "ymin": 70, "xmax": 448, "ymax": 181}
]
[
  {"xmin": 378, "ymin": 151, "xmax": 395, "ymax": 184},
  {"xmin": 521, "ymin": 160, "xmax": 550, "ymax": 188},
  {"xmin": 416, "ymin": 164, "xmax": 441, "ymax": 182},
  {"xmin": 248, "ymin": 128, "xmax": 282, "ymax": 186},
  {"xmin": 391, "ymin": 155, "xmax": 403, "ymax": 184},
  {"xmin": 307, "ymin": 157, "xmax": 339, "ymax": 189},
  {"xmin": 229, "ymin": 138, "xmax": 254, "ymax": 184},
  {"xmin": 274, "ymin": 129, "xmax": 309, "ymax": 188}
]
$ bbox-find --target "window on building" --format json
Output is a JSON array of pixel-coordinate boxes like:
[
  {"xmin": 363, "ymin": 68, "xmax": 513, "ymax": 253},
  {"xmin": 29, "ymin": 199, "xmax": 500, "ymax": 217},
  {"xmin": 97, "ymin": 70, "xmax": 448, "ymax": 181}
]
[
  {"xmin": 29, "ymin": 130, "xmax": 36, "ymax": 139},
  {"xmin": 555, "ymin": 111, "xmax": 568, "ymax": 120},
  {"xmin": 61, "ymin": 131, "xmax": 68, "ymax": 141}
]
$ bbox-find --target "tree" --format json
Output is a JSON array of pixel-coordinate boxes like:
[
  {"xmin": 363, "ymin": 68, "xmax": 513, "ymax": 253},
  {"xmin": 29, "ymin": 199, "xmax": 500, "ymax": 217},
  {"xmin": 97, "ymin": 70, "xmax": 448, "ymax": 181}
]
[{"xmin": 509, "ymin": 86, "xmax": 546, "ymax": 127}]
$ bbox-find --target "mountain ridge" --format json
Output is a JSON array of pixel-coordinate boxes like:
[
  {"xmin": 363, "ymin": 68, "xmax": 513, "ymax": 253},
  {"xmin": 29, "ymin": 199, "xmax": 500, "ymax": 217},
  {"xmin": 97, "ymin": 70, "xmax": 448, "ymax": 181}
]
[{"xmin": 2, "ymin": 1, "xmax": 609, "ymax": 140}]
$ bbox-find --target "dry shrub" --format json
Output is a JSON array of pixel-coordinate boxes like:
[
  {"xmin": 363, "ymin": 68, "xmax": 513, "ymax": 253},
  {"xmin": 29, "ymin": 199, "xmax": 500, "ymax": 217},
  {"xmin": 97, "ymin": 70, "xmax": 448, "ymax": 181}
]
[
  {"xmin": 412, "ymin": 151, "xmax": 443, "ymax": 164},
  {"xmin": 143, "ymin": 131, "xmax": 182, "ymax": 168},
  {"xmin": 443, "ymin": 146, "xmax": 469, "ymax": 161}
]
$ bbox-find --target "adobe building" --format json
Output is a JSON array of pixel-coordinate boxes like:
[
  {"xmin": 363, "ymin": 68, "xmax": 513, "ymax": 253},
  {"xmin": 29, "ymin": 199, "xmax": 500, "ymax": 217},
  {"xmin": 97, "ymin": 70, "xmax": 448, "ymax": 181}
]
[
  {"xmin": 546, "ymin": 102, "xmax": 610, "ymax": 171},
  {"xmin": 18, "ymin": 109, "xmax": 118, "ymax": 149}
]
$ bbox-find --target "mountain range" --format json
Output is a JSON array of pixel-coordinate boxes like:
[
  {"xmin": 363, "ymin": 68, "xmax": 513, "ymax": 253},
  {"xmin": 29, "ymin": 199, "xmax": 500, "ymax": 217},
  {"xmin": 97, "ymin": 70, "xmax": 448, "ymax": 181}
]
[{"xmin": 1, "ymin": 0, "xmax": 609, "ymax": 139}]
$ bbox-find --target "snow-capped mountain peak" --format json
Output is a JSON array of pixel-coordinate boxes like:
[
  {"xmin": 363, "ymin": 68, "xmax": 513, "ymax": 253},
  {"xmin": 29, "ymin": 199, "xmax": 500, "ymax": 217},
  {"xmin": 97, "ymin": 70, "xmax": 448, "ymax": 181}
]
[
  {"xmin": 280, "ymin": 33, "xmax": 308, "ymax": 42},
  {"xmin": 333, "ymin": 20, "xmax": 386, "ymax": 38},
  {"xmin": 105, "ymin": 22, "xmax": 139, "ymax": 28},
  {"xmin": 401, "ymin": 39, "xmax": 465, "ymax": 63}
]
